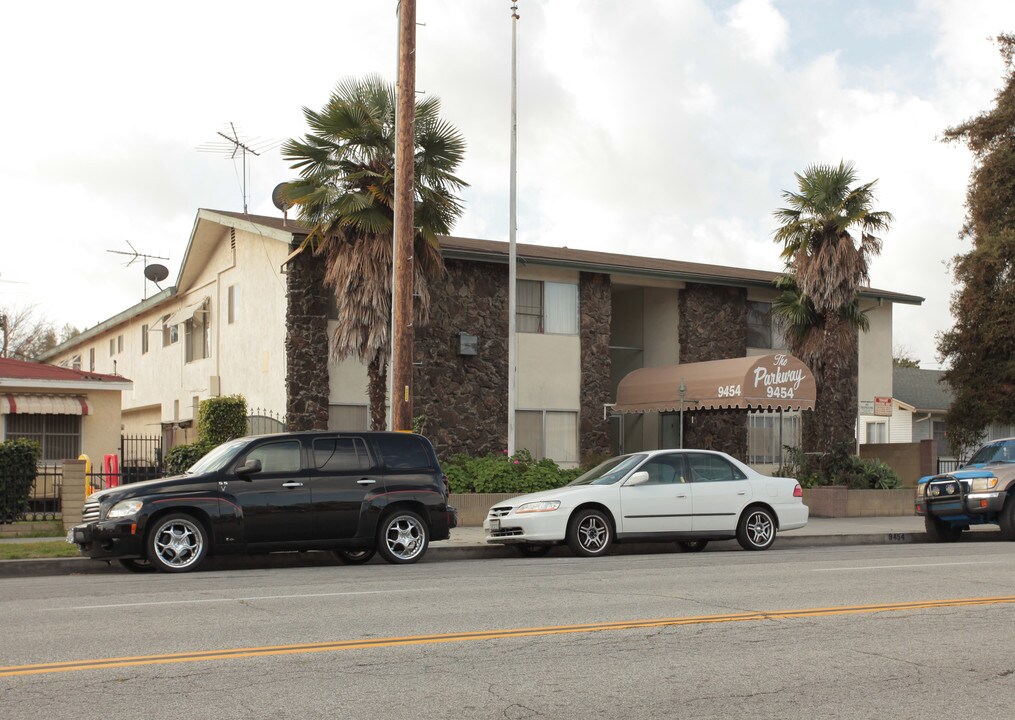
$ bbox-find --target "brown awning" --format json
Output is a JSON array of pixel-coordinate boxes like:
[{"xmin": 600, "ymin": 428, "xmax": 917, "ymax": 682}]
[{"xmin": 614, "ymin": 353, "xmax": 816, "ymax": 413}]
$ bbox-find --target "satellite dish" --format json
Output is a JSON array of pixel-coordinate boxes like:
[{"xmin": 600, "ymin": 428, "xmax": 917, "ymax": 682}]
[
  {"xmin": 144, "ymin": 264, "xmax": 169, "ymax": 283},
  {"xmin": 272, "ymin": 183, "xmax": 293, "ymax": 212}
]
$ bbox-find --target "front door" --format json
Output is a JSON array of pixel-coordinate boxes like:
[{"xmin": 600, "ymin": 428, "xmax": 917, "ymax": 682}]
[
  {"xmin": 619, "ymin": 453, "xmax": 693, "ymax": 534},
  {"xmin": 230, "ymin": 439, "xmax": 312, "ymax": 545}
]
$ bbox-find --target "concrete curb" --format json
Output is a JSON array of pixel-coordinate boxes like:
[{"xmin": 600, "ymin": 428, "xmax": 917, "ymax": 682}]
[{"xmin": 0, "ymin": 530, "xmax": 1000, "ymax": 578}]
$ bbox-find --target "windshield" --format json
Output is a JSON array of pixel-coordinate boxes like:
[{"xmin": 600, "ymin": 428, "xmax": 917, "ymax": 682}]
[
  {"xmin": 568, "ymin": 454, "xmax": 648, "ymax": 486},
  {"xmin": 186, "ymin": 438, "xmax": 249, "ymax": 475},
  {"xmin": 967, "ymin": 439, "xmax": 1015, "ymax": 466}
]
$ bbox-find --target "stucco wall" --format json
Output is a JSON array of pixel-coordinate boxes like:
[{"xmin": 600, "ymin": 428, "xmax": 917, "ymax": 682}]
[{"xmin": 857, "ymin": 304, "xmax": 893, "ymax": 412}]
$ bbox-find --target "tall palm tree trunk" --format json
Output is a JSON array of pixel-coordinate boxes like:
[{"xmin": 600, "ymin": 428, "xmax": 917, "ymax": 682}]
[
  {"xmin": 800, "ymin": 314, "xmax": 859, "ymax": 455},
  {"xmin": 368, "ymin": 355, "xmax": 388, "ymax": 431}
]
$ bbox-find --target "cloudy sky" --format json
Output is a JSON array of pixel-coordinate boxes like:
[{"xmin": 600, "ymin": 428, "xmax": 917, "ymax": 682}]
[{"xmin": 2, "ymin": 0, "xmax": 1013, "ymax": 369}]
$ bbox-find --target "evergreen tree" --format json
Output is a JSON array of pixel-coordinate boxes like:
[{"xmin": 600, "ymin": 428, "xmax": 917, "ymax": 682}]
[{"xmin": 939, "ymin": 33, "xmax": 1015, "ymax": 456}]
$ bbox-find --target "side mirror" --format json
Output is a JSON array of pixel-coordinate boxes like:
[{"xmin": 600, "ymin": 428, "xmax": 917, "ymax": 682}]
[
  {"xmin": 625, "ymin": 471, "xmax": 650, "ymax": 487},
  {"xmin": 235, "ymin": 458, "xmax": 262, "ymax": 478}
]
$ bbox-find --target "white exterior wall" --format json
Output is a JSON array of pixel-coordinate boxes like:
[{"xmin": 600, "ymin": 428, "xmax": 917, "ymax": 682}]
[
  {"xmin": 858, "ymin": 304, "xmax": 893, "ymax": 413},
  {"xmin": 516, "ymin": 266, "xmax": 581, "ymax": 412}
]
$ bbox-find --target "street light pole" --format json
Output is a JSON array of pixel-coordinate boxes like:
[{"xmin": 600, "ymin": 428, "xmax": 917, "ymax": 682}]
[
  {"xmin": 678, "ymin": 378, "xmax": 687, "ymax": 449},
  {"xmin": 507, "ymin": 1, "xmax": 519, "ymax": 454}
]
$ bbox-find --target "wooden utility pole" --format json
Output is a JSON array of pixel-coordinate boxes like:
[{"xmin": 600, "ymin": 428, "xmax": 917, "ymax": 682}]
[{"xmin": 392, "ymin": 0, "xmax": 417, "ymax": 432}]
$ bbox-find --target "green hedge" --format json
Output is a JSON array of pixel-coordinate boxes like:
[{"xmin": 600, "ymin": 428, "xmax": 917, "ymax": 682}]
[
  {"xmin": 777, "ymin": 442, "xmax": 901, "ymax": 489},
  {"xmin": 443, "ymin": 450, "xmax": 584, "ymax": 495},
  {"xmin": 0, "ymin": 439, "xmax": 41, "ymax": 523},
  {"xmin": 166, "ymin": 395, "xmax": 248, "ymax": 475}
]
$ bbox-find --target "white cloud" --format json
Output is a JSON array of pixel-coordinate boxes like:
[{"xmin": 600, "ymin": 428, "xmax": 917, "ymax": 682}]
[{"xmin": 726, "ymin": 0, "xmax": 789, "ymax": 64}]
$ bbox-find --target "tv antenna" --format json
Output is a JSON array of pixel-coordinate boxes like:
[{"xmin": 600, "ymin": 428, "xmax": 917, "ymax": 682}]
[
  {"xmin": 199, "ymin": 122, "xmax": 282, "ymax": 214},
  {"xmin": 106, "ymin": 240, "xmax": 170, "ymax": 300}
]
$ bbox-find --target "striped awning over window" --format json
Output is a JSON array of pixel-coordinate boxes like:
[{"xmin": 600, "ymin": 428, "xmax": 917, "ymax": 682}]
[{"xmin": 0, "ymin": 394, "xmax": 93, "ymax": 415}]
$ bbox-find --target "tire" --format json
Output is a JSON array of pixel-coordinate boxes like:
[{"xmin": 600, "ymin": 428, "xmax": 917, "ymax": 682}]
[
  {"xmin": 334, "ymin": 548, "xmax": 376, "ymax": 565},
  {"xmin": 118, "ymin": 558, "xmax": 156, "ymax": 573},
  {"xmin": 678, "ymin": 540, "xmax": 708, "ymax": 553},
  {"xmin": 515, "ymin": 543, "xmax": 552, "ymax": 558},
  {"xmin": 999, "ymin": 495, "xmax": 1015, "ymax": 541},
  {"xmin": 566, "ymin": 509, "xmax": 613, "ymax": 557},
  {"xmin": 925, "ymin": 515, "xmax": 962, "ymax": 543},
  {"xmin": 737, "ymin": 507, "xmax": 777, "ymax": 551},
  {"xmin": 377, "ymin": 510, "xmax": 429, "ymax": 564},
  {"xmin": 147, "ymin": 513, "xmax": 209, "ymax": 573}
]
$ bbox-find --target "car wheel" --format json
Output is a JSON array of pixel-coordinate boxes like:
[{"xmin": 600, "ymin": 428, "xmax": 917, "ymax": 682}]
[
  {"xmin": 377, "ymin": 510, "xmax": 429, "ymax": 564},
  {"xmin": 999, "ymin": 495, "xmax": 1015, "ymax": 541},
  {"xmin": 334, "ymin": 548, "xmax": 376, "ymax": 565},
  {"xmin": 147, "ymin": 513, "xmax": 209, "ymax": 573},
  {"xmin": 515, "ymin": 543, "xmax": 552, "ymax": 558},
  {"xmin": 925, "ymin": 515, "xmax": 962, "ymax": 542},
  {"xmin": 678, "ymin": 540, "xmax": 708, "ymax": 553},
  {"xmin": 118, "ymin": 558, "xmax": 156, "ymax": 573},
  {"xmin": 566, "ymin": 509, "xmax": 613, "ymax": 557},
  {"xmin": 737, "ymin": 507, "xmax": 776, "ymax": 551}
]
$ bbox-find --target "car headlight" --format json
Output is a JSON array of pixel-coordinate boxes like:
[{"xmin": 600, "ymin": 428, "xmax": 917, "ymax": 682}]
[
  {"xmin": 516, "ymin": 500, "xmax": 561, "ymax": 514},
  {"xmin": 916, "ymin": 484, "xmax": 926, "ymax": 498},
  {"xmin": 107, "ymin": 499, "xmax": 143, "ymax": 519},
  {"xmin": 971, "ymin": 477, "xmax": 998, "ymax": 492}
]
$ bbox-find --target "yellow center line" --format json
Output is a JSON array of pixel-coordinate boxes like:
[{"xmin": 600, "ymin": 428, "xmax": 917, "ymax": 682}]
[{"xmin": 3, "ymin": 595, "xmax": 1014, "ymax": 678}]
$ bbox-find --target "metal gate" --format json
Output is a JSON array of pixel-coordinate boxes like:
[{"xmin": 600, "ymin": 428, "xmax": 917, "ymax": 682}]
[{"xmin": 120, "ymin": 434, "xmax": 164, "ymax": 484}]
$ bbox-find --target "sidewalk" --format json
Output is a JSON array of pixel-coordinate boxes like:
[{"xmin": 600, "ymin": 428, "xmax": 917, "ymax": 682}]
[{"xmin": 0, "ymin": 516, "xmax": 1000, "ymax": 578}]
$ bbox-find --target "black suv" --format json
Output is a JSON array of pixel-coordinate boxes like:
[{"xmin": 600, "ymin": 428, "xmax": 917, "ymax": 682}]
[{"xmin": 68, "ymin": 431, "xmax": 457, "ymax": 573}]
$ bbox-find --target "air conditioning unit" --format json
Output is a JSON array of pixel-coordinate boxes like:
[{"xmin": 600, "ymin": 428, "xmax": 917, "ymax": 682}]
[{"xmin": 209, "ymin": 376, "xmax": 221, "ymax": 397}]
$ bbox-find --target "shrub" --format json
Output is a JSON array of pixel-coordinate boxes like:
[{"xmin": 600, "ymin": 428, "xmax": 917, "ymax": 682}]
[
  {"xmin": 0, "ymin": 438, "xmax": 41, "ymax": 523},
  {"xmin": 777, "ymin": 442, "xmax": 901, "ymax": 489},
  {"xmin": 442, "ymin": 450, "xmax": 581, "ymax": 495},
  {"xmin": 165, "ymin": 395, "xmax": 249, "ymax": 475}
]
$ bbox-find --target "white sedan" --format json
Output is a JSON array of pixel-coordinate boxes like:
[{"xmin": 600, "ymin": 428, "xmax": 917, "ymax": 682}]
[{"xmin": 484, "ymin": 449, "xmax": 808, "ymax": 557}]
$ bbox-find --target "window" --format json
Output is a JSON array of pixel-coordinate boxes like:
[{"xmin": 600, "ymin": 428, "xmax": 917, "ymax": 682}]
[
  {"xmin": 747, "ymin": 301, "xmax": 787, "ymax": 350},
  {"xmin": 88, "ymin": 348, "xmax": 95, "ymax": 371},
  {"xmin": 71, "ymin": 354, "xmax": 81, "ymax": 371},
  {"xmin": 117, "ymin": 334, "xmax": 123, "ymax": 353},
  {"xmin": 933, "ymin": 421, "xmax": 952, "ymax": 458},
  {"xmin": 243, "ymin": 440, "xmax": 302, "ymax": 473},
  {"xmin": 109, "ymin": 338, "xmax": 115, "ymax": 356},
  {"xmin": 328, "ymin": 405, "xmax": 369, "ymax": 432},
  {"xmin": 373, "ymin": 434, "xmax": 433, "ymax": 470},
  {"xmin": 686, "ymin": 453, "xmax": 747, "ymax": 482},
  {"xmin": 639, "ymin": 455, "xmax": 687, "ymax": 484},
  {"xmin": 516, "ymin": 280, "xmax": 579, "ymax": 335},
  {"xmin": 162, "ymin": 316, "xmax": 178, "ymax": 347},
  {"xmin": 517, "ymin": 410, "xmax": 578, "ymax": 464},
  {"xmin": 141, "ymin": 325, "xmax": 149, "ymax": 354},
  {"xmin": 227, "ymin": 285, "xmax": 236, "ymax": 324},
  {"xmin": 5, "ymin": 414, "xmax": 81, "ymax": 461},
  {"xmin": 313, "ymin": 437, "xmax": 371, "ymax": 472},
  {"xmin": 192, "ymin": 396, "xmax": 200, "ymax": 421},
  {"xmin": 184, "ymin": 300, "xmax": 211, "ymax": 362},
  {"xmin": 747, "ymin": 411, "xmax": 801, "ymax": 464},
  {"xmin": 866, "ymin": 421, "xmax": 887, "ymax": 444}
]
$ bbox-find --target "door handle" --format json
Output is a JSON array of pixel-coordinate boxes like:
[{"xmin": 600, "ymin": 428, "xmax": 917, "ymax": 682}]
[
  {"xmin": 737, "ymin": 492, "xmax": 747, "ymax": 496},
  {"xmin": 357, "ymin": 479, "xmax": 377, "ymax": 485},
  {"xmin": 676, "ymin": 494, "xmax": 687, "ymax": 499},
  {"xmin": 281, "ymin": 481, "xmax": 304, "ymax": 488}
]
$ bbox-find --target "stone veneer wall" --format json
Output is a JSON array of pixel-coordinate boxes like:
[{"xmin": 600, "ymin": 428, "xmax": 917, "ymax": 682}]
[
  {"xmin": 579, "ymin": 272, "xmax": 612, "ymax": 463},
  {"xmin": 677, "ymin": 283, "xmax": 748, "ymax": 458},
  {"xmin": 285, "ymin": 240, "xmax": 330, "ymax": 431},
  {"xmin": 413, "ymin": 259, "xmax": 509, "ymax": 459}
]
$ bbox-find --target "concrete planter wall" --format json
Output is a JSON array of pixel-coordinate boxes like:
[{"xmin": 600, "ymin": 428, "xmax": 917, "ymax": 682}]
[
  {"xmin": 451, "ymin": 489, "xmax": 917, "ymax": 526},
  {"xmin": 803, "ymin": 487, "xmax": 915, "ymax": 518}
]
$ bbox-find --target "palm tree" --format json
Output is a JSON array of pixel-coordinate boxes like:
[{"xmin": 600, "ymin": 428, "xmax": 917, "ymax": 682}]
[
  {"xmin": 281, "ymin": 75, "xmax": 467, "ymax": 430},
  {"xmin": 773, "ymin": 161, "xmax": 893, "ymax": 454}
]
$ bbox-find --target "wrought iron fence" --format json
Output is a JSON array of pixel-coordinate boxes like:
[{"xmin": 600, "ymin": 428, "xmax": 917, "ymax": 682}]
[
  {"xmin": 120, "ymin": 434, "xmax": 164, "ymax": 484},
  {"xmin": 247, "ymin": 408, "xmax": 287, "ymax": 436},
  {"xmin": 0, "ymin": 464, "xmax": 63, "ymax": 523},
  {"xmin": 937, "ymin": 458, "xmax": 961, "ymax": 474}
]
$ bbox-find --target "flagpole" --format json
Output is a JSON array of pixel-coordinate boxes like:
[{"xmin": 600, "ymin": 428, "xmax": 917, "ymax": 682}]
[{"xmin": 507, "ymin": 1, "xmax": 519, "ymax": 455}]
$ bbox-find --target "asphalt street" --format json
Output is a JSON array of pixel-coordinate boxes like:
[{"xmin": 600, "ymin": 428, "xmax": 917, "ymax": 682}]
[{"xmin": 3, "ymin": 542, "xmax": 1015, "ymax": 719}]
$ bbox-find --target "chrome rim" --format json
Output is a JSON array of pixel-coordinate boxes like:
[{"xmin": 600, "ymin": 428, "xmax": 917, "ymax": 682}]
[
  {"xmin": 745, "ymin": 511, "xmax": 774, "ymax": 547},
  {"xmin": 153, "ymin": 518, "xmax": 204, "ymax": 569},
  {"xmin": 577, "ymin": 515, "xmax": 609, "ymax": 553},
  {"xmin": 384, "ymin": 515, "xmax": 426, "ymax": 561}
]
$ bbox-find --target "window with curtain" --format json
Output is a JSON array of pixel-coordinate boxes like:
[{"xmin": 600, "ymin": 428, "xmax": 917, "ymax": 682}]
[
  {"xmin": 747, "ymin": 411, "xmax": 801, "ymax": 464},
  {"xmin": 866, "ymin": 422, "xmax": 887, "ymax": 444},
  {"xmin": 328, "ymin": 405, "xmax": 369, "ymax": 432},
  {"xmin": 516, "ymin": 280, "xmax": 578, "ymax": 335},
  {"xmin": 516, "ymin": 410, "xmax": 578, "ymax": 464}
]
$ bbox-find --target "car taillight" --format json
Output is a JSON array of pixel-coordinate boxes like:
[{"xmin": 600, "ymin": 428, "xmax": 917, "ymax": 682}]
[{"xmin": 793, "ymin": 484, "xmax": 803, "ymax": 498}]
